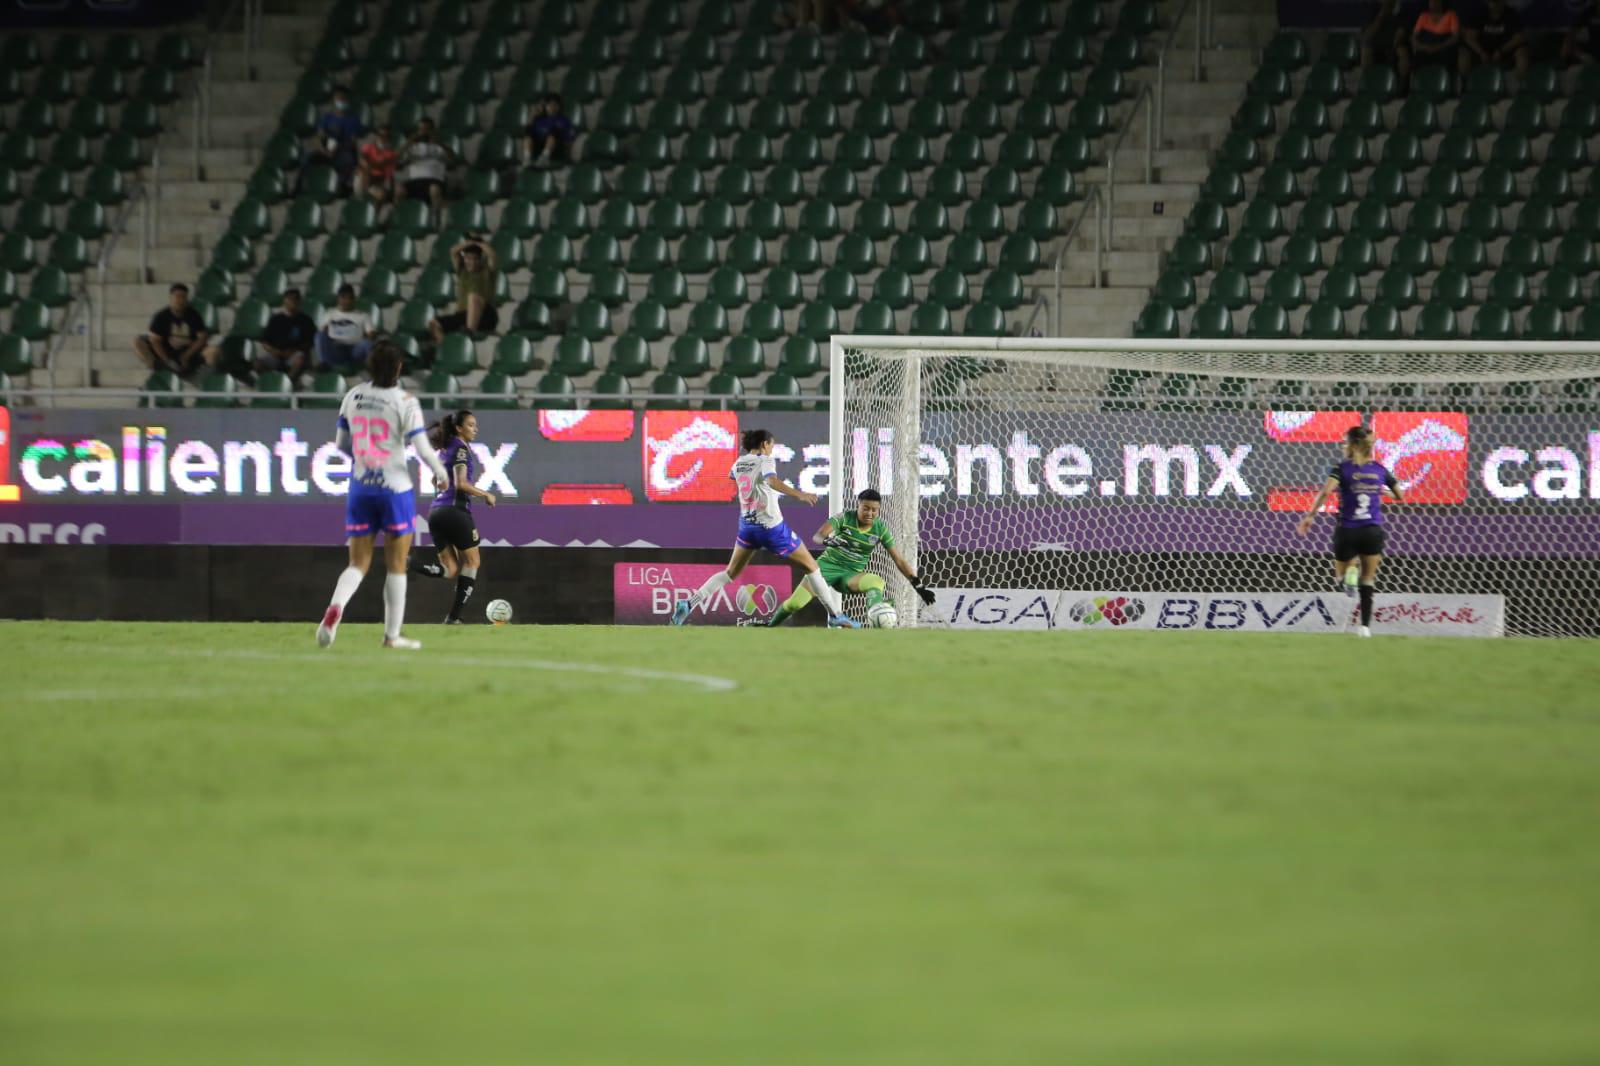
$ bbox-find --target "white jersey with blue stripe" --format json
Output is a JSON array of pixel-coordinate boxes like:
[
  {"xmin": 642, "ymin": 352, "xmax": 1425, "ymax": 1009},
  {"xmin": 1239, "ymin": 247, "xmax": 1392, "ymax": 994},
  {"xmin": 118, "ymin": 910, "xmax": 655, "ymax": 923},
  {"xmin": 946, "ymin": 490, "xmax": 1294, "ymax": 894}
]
[{"xmin": 337, "ymin": 382, "xmax": 429, "ymax": 493}]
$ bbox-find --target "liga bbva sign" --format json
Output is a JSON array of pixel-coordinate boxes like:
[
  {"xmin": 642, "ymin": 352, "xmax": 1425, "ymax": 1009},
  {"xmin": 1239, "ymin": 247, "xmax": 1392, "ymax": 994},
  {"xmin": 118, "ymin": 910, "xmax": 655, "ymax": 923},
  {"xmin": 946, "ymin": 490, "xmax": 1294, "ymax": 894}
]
[{"xmin": 940, "ymin": 589, "xmax": 1506, "ymax": 638}]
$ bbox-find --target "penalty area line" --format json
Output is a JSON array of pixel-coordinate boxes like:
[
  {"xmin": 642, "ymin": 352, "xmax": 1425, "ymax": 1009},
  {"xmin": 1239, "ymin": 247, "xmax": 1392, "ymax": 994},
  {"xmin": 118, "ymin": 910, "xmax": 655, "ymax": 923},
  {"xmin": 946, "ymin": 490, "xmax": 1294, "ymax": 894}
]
[{"xmin": 180, "ymin": 648, "xmax": 738, "ymax": 693}]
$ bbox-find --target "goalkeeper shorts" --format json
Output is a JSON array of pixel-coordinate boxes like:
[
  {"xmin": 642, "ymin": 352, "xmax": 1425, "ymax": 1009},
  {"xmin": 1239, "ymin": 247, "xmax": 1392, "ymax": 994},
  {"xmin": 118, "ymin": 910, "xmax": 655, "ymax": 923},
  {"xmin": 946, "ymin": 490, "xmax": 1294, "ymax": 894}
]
[{"xmin": 817, "ymin": 562, "xmax": 863, "ymax": 593}]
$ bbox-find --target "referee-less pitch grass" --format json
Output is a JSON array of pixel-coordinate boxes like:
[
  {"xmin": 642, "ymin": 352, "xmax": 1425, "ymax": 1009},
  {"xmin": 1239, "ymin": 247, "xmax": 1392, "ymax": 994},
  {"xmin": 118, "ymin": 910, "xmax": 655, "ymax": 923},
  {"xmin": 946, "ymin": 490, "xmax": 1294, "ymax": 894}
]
[{"xmin": 3, "ymin": 623, "xmax": 1598, "ymax": 1065}]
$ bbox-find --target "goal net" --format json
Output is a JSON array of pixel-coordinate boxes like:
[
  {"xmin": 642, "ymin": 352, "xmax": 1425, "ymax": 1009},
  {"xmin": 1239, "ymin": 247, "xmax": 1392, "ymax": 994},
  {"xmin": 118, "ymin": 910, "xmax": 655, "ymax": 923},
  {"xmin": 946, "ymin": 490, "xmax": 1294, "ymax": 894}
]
[{"xmin": 828, "ymin": 337, "xmax": 1600, "ymax": 637}]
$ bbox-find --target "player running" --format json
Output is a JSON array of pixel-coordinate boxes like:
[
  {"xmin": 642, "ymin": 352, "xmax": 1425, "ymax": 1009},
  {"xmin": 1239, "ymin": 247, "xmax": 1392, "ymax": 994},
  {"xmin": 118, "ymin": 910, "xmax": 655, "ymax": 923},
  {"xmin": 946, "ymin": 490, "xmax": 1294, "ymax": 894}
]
[
  {"xmin": 409, "ymin": 408, "xmax": 496, "ymax": 624},
  {"xmin": 670, "ymin": 428, "xmax": 858, "ymax": 628},
  {"xmin": 764, "ymin": 488, "xmax": 934, "ymax": 626},
  {"xmin": 316, "ymin": 340, "xmax": 450, "ymax": 650},
  {"xmin": 1295, "ymin": 425, "xmax": 1403, "ymax": 638}
]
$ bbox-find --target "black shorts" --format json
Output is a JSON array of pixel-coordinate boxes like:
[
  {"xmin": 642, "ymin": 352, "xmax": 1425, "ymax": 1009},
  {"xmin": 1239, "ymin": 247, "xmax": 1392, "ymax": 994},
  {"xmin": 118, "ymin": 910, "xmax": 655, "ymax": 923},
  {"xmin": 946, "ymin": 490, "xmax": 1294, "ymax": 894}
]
[
  {"xmin": 437, "ymin": 305, "xmax": 499, "ymax": 335},
  {"xmin": 404, "ymin": 178, "xmax": 443, "ymax": 200},
  {"xmin": 1333, "ymin": 525, "xmax": 1387, "ymax": 562},
  {"xmin": 428, "ymin": 505, "xmax": 479, "ymax": 552}
]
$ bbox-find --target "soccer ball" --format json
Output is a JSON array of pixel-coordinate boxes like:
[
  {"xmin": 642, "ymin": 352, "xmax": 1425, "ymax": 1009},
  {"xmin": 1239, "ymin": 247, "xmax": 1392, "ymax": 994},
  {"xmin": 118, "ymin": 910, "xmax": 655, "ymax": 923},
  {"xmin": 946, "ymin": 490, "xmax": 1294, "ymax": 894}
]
[
  {"xmin": 867, "ymin": 602, "xmax": 898, "ymax": 629},
  {"xmin": 485, "ymin": 599, "xmax": 513, "ymax": 625}
]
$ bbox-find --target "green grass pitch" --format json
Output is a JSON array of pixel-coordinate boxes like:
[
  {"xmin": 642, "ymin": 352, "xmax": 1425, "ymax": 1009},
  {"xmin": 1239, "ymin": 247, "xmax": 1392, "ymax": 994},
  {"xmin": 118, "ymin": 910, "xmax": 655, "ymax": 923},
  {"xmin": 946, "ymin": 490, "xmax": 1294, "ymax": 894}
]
[{"xmin": 3, "ymin": 621, "xmax": 1599, "ymax": 1065}]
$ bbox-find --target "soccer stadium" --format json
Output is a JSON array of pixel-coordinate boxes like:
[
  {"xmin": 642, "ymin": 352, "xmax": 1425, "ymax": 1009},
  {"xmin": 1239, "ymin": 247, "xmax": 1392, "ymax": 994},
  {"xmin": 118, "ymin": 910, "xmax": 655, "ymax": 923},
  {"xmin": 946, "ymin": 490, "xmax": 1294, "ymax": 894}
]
[{"xmin": 3, "ymin": 0, "xmax": 1600, "ymax": 1061}]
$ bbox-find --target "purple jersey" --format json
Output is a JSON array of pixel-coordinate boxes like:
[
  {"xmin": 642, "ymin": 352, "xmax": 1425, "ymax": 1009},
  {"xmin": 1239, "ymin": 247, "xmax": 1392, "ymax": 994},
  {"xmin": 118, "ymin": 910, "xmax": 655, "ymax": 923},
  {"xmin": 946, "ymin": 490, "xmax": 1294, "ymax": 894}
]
[
  {"xmin": 431, "ymin": 438, "xmax": 477, "ymax": 511},
  {"xmin": 1329, "ymin": 460, "xmax": 1398, "ymax": 527}
]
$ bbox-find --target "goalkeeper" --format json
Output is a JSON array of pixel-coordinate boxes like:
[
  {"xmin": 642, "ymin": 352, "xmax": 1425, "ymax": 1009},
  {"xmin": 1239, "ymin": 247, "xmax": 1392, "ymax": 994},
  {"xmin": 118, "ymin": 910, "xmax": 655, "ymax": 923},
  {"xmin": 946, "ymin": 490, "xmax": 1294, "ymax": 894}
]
[{"xmin": 764, "ymin": 488, "xmax": 933, "ymax": 626}]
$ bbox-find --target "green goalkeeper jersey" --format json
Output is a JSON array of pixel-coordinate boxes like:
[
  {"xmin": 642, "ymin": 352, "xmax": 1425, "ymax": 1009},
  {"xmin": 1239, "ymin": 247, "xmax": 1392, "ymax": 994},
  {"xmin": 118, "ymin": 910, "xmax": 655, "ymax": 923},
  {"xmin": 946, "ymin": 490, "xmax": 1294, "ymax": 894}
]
[{"xmin": 818, "ymin": 511, "xmax": 895, "ymax": 575}]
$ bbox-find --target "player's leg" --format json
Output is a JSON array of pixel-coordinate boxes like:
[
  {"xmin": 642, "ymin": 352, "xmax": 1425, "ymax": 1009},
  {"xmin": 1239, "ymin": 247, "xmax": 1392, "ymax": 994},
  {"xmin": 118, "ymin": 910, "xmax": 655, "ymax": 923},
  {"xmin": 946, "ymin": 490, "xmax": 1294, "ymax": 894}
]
[
  {"xmin": 847, "ymin": 570, "xmax": 887, "ymax": 607},
  {"xmin": 786, "ymin": 543, "xmax": 857, "ymax": 627},
  {"xmin": 1356, "ymin": 538, "xmax": 1384, "ymax": 637},
  {"xmin": 1331, "ymin": 528, "xmax": 1360, "ymax": 598},
  {"xmin": 446, "ymin": 545, "xmax": 481, "ymax": 624},
  {"xmin": 381, "ymin": 531, "xmax": 420, "ymax": 648},
  {"xmin": 318, "ymin": 530, "xmax": 373, "ymax": 648},
  {"xmin": 673, "ymin": 545, "xmax": 756, "ymax": 624},
  {"xmin": 413, "ymin": 508, "xmax": 452, "ymax": 578}
]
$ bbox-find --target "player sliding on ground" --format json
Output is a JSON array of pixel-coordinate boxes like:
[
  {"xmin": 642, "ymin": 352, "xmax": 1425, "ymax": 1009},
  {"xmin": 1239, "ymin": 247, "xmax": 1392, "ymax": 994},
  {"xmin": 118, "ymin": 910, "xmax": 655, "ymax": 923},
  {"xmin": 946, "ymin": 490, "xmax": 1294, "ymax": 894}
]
[
  {"xmin": 764, "ymin": 488, "xmax": 934, "ymax": 626},
  {"xmin": 1295, "ymin": 425, "xmax": 1403, "ymax": 638},
  {"xmin": 316, "ymin": 340, "xmax": 450, "ymax": 651},
  {"xmin": 671, "ymin": 428, "xmax": 859, "ymax": 628}
]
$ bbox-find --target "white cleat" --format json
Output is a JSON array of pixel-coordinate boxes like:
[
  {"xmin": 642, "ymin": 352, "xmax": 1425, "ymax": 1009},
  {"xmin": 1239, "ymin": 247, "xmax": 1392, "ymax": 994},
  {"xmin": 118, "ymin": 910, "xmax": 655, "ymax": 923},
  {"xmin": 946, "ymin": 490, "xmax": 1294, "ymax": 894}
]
[
  {"xmin": 383, "ymin": 635, "xmax": 423, "ymax": 650},
  {"xmin": 316, "ymin": 605, "xmax": 341, "ymax": 648},
  {"xmin": 1357, "ymin": 625, "xmax": 1372, "ymax": 638}
]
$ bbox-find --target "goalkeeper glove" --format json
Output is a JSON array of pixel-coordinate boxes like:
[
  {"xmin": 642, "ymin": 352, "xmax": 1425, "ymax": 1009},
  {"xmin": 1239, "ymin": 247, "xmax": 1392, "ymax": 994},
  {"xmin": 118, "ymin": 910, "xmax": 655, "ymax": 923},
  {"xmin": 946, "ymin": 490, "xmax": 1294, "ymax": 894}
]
[
  {"xmin": 820, "ymin": 533, "xmax": 852, "ymax": 550},
  {"xmin": 908, "ymin": 575, "xmax": 936, "ymax": 605}
]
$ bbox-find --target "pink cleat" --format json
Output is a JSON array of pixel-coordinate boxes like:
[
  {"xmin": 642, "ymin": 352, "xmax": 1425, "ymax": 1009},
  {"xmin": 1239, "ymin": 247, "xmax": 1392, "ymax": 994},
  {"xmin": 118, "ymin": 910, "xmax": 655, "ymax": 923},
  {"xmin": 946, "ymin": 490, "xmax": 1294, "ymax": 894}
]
[{"xmin": 316, "ymin": 605, "xmax": 341, "ymax": 648}]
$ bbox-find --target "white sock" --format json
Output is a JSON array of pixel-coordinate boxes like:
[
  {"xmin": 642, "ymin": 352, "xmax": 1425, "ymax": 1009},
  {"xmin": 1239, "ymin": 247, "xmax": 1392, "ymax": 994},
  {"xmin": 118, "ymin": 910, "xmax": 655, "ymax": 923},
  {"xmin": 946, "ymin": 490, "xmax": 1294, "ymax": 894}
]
[
  {"xmin": 688, "ymin": 569, "xmax": 732, "ymax": 608},
  {"xmin": 384, "ymin": 573, "xmax": 407, "ymax": 640},
  {"xmin": 331, "ymin": 566, "xmax": 364, "ymax": 611},
  {"xmin": 461, "ymin": 566, "xmax": 478, "ymax": 579},
  {"xmin": 804, "ymin": 570, "xmax": 842, "ymax": 615}
]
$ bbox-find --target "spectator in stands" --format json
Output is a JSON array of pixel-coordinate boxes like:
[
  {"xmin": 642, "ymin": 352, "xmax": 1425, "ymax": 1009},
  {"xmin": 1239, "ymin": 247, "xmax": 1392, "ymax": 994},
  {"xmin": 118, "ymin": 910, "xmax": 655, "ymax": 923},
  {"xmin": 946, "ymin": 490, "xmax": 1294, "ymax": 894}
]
[
  {"xmin": 1362, "ymin": 0, "xmax": 1412, "ymax": 72},
  {"xmin": 837, "ymin": 0, "xmax": 904, "ymax": 35},
  {"xmin": 133, "ymin": 283, "xmax": 212, "ymax": 378},
  {"xmin": 1466, "ymin": 0, "xmax": 1530, "ymax": 76},
  {"xmin": 429, "ymin": 239, "xmax": 500, "ymax": 341},
  {"xmin": 300, "ymin": 86, "xmax": 364, "ymax": 197},
  {"xmin": 775, "ymin": 0, "xmax": 833, "ymax": 30},
  {"xmin": 354, "ymin": 124, "xmax": 398, "ymax": 206},
  {"xmin": 523, "ymin": 94, "xmax": 577, "ymax": 168},
  {"xmin": 256, "ymin": 288, "xmax": 316, "ymax": 383},
  {"xmin": 316, "ymin": 284, "xmax": 376, "ymax": 374},
  {"xmin": 1411, "ymin": 0, "xmax": 1467, "ymax": 80},
  {"xmin": 1561, "ymin": 0, "xmax": 1600, "ymax": 64},
  {"xmin": 397, "ymin": 117, "xmax": 454, "ymax": 215}
]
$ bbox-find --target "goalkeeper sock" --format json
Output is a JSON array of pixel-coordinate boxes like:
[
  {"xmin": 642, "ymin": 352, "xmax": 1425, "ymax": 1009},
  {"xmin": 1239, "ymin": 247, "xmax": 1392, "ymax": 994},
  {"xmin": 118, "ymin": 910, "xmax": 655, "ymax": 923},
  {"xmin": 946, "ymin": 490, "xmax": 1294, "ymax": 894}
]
[
  {"xmin": 859, "ymin": 573, "xmax": 886, "ymax": 607},
  {"xmin": 411, "ymin": 558, "xmax": 446, "ymax": 579},
  {"xmin": 803, "ymin": 570, "xmax": 843, "ymax": 616},
  {"xmin": 1359, "ymin": 583, "xmax": 1374, "ymax": 627},
  {"xmin": 448, "ymin": 567, "xmax": 477, "ymax": 622},
  {"xmin": 767, "ymin": 586, "xmax": 813, "ymax": 626},
  {"xmin": 688, "ymin": 570, "xmax": 732, "ymax": 609}
]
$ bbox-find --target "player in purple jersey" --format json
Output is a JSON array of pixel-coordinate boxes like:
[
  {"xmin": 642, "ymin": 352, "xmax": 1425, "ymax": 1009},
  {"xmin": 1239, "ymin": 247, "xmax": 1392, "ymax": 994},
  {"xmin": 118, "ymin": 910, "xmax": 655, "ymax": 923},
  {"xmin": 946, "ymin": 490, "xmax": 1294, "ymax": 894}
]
[
  {"xmin": 1296, "ymin": 425, "xmax": 1404, "ymax": 637},
  {"xmin": 408, "ymin": 409, "xmax": 497, "ymax": 624},
  {"xmin": 670, "ymin": 428, "xmax": 858, "ymax": 627}
]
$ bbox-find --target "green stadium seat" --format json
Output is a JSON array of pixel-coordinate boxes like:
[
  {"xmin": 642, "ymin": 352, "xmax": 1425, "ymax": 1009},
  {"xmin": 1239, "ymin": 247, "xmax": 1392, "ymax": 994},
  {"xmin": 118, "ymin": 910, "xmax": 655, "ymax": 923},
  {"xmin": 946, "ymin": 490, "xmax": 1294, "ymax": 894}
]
[
  {"xmin": 688, "ymin": 299, "xmax": 730, "ymax": 342},
  {"xmin": 1488, "ymin": 267, "xmax": 1531, "ymax": 310},
  {"xmin": 1351, "ymin": 198, "xmax": 1395, "ymax": 240},
  {"xmin": 1318, "ymin": 267, "xmax": 1362, "ymax": 311},
  {"xmin": 1133, "ymin": 300, "xmax": 1178, "ymax": 339},
  {"xmin": 1264, "ymin": 266, "xmax": 1307, "ymax": 310},
  {"xmin": 1415, "ymin": 300, "xmax": 1459, "ymax": 339},
  {"xmin": 1246, "ymin": 301, "xmax": 1291, "ymax": 339},
  {"xmin": 1431, "ymin": 267, "xmax": 1474, "ymax": 311},
  {"xmin": 1295, "ymin": 197, "xmax": 1342, "ymax": 241},
  {"xmin": 607, "ymin": 334, "xmax": 655, "ymax": 378},
  {"xmin": 1226, "ymin": 236, "xmax": 1270, "ymax": 275},
  {"xmin": 1557, "ymin": 233, "xmax": 1598, "ymax": 275},
  {"xmin": 1470, "ymin": 302, "xmax": 1517, "ymax": 341},
  {"xmin": 1208, "ymin": 267, "xmax": 1251, "ymax": 310},
  {"xmin": 1389, "ymin": 233, "xmax": 1434, "ymax": 278},
  {"xmin": 1445, "ymin": 234, "xmax": 1489, "ymax": 276},
  {"xmin": 1523, "ymin": 302, "xmax": 1570, "ymax": 342},
  {"xmin": 1188, "ymin": 299, "xmax": 1233, "ymax": 339},
  {"xmin": 1359, "ymin": 301, "xmax": 1404, "ymax": 339},
  {"xmin": 1542, "ymin": 266, "xmax": 1584, "ymax": 311}
]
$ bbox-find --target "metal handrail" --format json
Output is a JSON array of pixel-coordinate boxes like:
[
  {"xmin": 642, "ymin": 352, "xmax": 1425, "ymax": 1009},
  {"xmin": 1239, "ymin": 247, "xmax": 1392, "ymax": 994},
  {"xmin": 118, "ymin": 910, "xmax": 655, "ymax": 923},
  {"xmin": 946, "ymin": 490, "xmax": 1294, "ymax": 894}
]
[
  {"xmin": 204, "ymin": 0, "xmax": 258, "ymax": 157},
  {"xmin": 1048, "ymin": 185, "xmax": 1105, "ymax": 336},
  {"xmin": 1154, "ymin": 0, "xmax": 1211, "ymax": 149},
  {"xmin": 96, "ymin": 178, "xmax": 156, "ymax": 357},
  {"xmin": 1103, "ymin": 83, "xmax": 1155, "ymax": 254},
  {"xmin": 0, "ymin": 387, "xmax": 769, "ymax": 412}
]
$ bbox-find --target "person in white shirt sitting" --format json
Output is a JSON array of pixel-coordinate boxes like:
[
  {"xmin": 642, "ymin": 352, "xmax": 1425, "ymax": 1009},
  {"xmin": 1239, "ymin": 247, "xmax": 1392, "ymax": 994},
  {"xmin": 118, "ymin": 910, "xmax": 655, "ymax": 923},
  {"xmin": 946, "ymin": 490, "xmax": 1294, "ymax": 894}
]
[{"xmin": 315, "ymin": 284, "xmax": 377, "ymax": 373}]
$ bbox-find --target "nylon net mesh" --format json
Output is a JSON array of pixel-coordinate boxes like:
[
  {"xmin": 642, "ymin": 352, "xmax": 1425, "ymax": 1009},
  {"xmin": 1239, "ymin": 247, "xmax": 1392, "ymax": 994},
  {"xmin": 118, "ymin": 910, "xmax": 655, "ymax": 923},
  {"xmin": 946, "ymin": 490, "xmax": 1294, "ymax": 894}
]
[{"xmin": 830, "ymin": 340, "xmax": 1600, "ymax": 637}]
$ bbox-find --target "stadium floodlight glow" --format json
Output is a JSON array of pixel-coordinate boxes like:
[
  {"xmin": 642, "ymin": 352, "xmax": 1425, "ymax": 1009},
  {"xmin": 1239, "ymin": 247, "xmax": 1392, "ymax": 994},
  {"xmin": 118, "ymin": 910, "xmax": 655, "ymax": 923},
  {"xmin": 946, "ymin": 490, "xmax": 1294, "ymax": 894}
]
[{"xmin": 828, "ymin": 337, "xmax": 1600, "ymax": 636}]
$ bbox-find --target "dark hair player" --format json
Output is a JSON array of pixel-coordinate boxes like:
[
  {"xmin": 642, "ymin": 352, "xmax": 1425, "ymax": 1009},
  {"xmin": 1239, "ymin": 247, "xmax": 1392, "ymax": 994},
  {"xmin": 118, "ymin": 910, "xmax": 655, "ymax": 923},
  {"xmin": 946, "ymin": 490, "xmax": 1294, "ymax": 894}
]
[{"xmin": 410, "ymin": 409, "xmax": 497, "ymax": 624}]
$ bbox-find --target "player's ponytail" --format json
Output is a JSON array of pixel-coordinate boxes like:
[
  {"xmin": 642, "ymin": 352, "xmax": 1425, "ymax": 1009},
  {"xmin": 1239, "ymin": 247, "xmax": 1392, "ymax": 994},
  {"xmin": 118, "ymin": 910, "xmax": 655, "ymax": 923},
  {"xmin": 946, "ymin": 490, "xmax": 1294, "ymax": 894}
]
[
  {"xmin": 367, "ymin": 339, "xmax": 404, "ymax": 388},
  {"xmin": 1344, "ymin": 425, "xmax": 1375, "ymax": 460},
  {"xmin": 428, "ymin": 408, "xmax": 474, "ymax": 448}
]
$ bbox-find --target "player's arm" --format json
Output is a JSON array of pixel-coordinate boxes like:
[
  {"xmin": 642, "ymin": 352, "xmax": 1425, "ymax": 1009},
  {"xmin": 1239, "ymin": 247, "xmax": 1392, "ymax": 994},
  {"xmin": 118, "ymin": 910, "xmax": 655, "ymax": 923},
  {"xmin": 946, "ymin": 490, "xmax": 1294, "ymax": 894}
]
[
  {"xmin": 812, "ymin": 519, "xmax": 836, "ymax": 546},
  {"xmin": 1383, "ymin": 471, "xmax": 1403, "ymax": 504},
  {"xmin": 334, "ymin": 393, "xmax": 353, "ymax": 455},
  {"xmin": 886, "ymin": 543, "xmax": 937, "ymax": 604},
  {"xmin": 763, "ymin": 473, "xmax": 817, "ymax": 507},
  {"xmin": 454, "ymin": 458, "xmax": 496, "ymax": 506},
  {"xmin": 1295, "ymin": 476, "xmax": 1341, "ymax": 535}
]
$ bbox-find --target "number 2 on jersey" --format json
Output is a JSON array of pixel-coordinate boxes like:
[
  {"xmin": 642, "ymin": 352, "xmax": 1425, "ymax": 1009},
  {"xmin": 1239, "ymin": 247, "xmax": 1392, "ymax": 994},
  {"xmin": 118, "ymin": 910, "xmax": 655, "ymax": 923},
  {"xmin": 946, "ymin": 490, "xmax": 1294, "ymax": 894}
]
[{"xmin": 349, "ymin": 415, "xmax": 392, "ymax": 467}]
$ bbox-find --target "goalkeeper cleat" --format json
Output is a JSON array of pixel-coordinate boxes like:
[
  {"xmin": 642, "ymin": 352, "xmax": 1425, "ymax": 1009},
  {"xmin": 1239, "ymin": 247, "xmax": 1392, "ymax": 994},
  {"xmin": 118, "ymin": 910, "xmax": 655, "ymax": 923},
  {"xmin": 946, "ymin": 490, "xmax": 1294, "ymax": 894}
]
[
  {"xmin": 669, "ymin": 599, "xmax": 692, "ymax": 626},
  {"xmin": 1357, "ymin": 625, "xmax": 1372, "ymax": 638},
  {"xmin": 826, "ymin": 613, "xmax": 861, "ymax": 629}
]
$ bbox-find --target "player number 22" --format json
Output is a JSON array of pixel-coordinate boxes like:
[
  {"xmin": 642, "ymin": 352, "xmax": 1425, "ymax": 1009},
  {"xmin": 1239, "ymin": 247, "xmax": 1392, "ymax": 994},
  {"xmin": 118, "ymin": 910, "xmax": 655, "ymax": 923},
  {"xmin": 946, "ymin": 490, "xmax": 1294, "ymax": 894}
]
[{"xmin": 349, "ymin": 416, "xmax": 391, "ymax": 465}]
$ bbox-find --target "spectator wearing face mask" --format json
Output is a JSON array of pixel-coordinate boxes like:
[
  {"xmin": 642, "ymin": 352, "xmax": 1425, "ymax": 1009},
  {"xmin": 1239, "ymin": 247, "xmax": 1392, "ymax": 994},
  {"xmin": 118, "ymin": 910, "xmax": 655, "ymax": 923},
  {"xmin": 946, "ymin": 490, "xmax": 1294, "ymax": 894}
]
[{"xmin": 300, "ymin": 87, "xmax": 364, "ymax": 196}]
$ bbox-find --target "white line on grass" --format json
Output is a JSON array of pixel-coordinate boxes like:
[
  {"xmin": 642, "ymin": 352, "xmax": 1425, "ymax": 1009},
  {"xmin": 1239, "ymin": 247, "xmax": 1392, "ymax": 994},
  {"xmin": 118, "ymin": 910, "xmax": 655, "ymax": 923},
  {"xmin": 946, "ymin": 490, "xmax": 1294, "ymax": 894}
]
[{"xmin": 182, "ymin": 648, "xmax": 739, "ymax": 693}]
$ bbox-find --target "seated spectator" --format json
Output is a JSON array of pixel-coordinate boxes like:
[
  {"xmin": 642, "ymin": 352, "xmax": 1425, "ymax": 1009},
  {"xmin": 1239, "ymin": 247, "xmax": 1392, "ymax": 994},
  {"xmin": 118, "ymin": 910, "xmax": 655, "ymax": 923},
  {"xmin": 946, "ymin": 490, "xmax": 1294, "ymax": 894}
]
[
  {"xmin": 429, "ymin": 239, "xmax": 500, "ymax": 341},
  {"xmin": 316, "ymin": 284, "xmax": 376, "ymax": 373},
  {"xmin": 133, "ymin": 283, "xmax": 213, "ymax": 378},
  {"xmin": 523, "ymin": 94, "xmax": 577, "ymax": 168},
  {"xmin": 837, "ymin": 0, "xmax": 904, "ymax": 35},
  {"xmin": 299, "ymin": 87, "xmax": 364, "ymax": 196},
  {"xmin": 1561, "ymin": 0, "xmax": 1600, "ymax": 63},
  {"xmin": 256, "ymin": 288, "xmax": 316, "ymax": 383},
  {"xmin": 1467, "ymin": 0, "xmax": 1529, "ymax": 75},
  {"xmin": 354, "ymin": 125, "xmax": 398, "ymax": 206},
  {"xmin": 1362, "ymin": 0, "xmax": 1412, "ymax": 71},
  {"xmin": 397, "ymin": 117, "xmax": 453, "ymax": 215},
  {"xmin": 1412, "ymin": 0, "xmax": 1466, "ymax": 79}
]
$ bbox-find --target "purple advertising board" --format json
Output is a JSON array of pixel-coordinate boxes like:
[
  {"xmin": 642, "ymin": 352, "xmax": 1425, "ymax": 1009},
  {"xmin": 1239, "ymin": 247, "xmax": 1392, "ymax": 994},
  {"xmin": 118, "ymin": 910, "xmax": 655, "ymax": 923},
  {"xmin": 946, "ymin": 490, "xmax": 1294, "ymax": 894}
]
[{"xmin": 3, "ymin": 407, "xmax": 1600, "ymax": 556}]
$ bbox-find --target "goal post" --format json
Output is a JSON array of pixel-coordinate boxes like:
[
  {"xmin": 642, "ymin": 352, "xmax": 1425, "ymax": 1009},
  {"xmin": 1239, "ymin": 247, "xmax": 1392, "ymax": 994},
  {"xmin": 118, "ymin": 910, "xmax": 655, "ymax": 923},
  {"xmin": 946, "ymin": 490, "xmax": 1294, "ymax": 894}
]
[{"xmin": 827, "ymin": 336, "xmax": 1600, "ymax": 637}]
